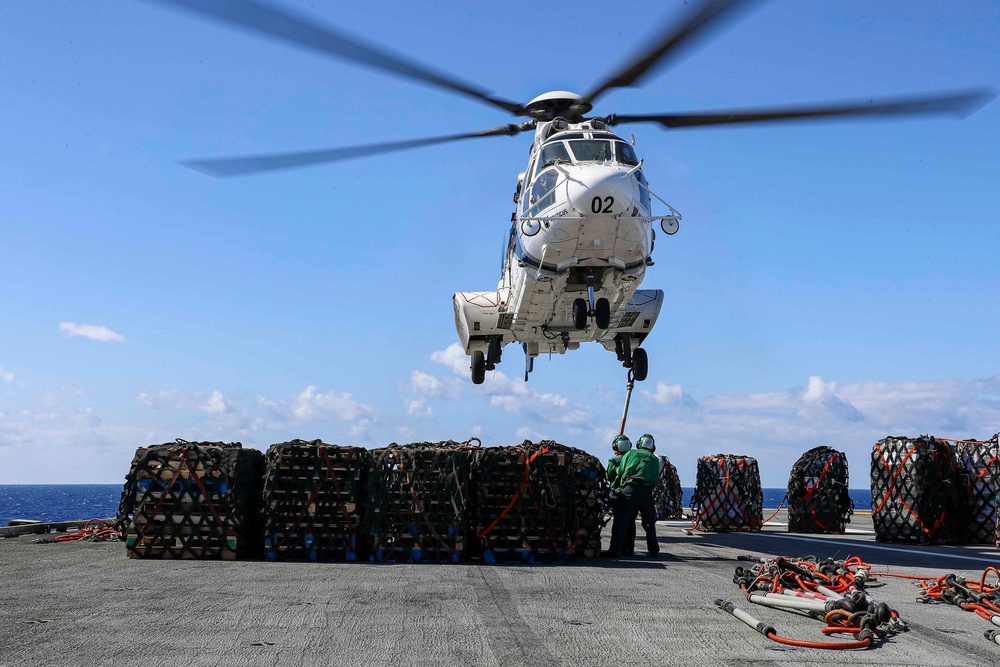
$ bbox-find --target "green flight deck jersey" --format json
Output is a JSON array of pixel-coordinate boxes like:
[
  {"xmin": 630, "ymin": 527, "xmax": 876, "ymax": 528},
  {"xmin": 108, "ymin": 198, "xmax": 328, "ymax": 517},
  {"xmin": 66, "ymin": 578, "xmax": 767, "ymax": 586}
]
[
  {"xmin": 607, "ymin": 454, "xmax": 624, "ymax": 491},
  {"xmin": 618, "ymin": 448, "xmax": 660, "ymax": 488}
]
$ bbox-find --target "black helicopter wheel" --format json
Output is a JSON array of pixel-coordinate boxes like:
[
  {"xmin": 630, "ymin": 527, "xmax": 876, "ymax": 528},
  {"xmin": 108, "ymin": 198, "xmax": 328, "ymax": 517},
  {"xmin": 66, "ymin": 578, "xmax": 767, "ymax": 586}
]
[
  {"xmin": 471, "ymin": 351, "xmax": 486, "ymax": 385},
  {"xmin": 572, "ymin": 298, "xmax": 588, "ymax": 330},
  {"xmin": 595, "ymin": 298, "xmax": 611, "ymax": 329},
  {"xmin": 632, "ymin": 347, "xmax": 648, "ymax": 382}
]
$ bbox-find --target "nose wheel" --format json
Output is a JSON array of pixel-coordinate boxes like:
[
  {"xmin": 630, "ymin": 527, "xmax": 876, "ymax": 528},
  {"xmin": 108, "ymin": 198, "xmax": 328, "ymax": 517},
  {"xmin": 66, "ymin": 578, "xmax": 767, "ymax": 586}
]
[
  {"xmin": 572, "ymin": 298, "xmax": 588, "ymax": 330},
  {"xmin": 572, "ymin": 294, "xmax": 611, "ymax": 330},
  {"xmin": 594, "ymin": 298, "xmax": 611, "ymax": 329}
]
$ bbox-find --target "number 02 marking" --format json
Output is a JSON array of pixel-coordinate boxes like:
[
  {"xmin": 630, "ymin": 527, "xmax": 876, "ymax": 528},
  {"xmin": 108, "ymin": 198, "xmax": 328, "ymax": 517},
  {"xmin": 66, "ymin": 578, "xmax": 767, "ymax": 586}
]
[{"xmin": 591, "ymin": 196, "xmax": 614, "ymax": 214}]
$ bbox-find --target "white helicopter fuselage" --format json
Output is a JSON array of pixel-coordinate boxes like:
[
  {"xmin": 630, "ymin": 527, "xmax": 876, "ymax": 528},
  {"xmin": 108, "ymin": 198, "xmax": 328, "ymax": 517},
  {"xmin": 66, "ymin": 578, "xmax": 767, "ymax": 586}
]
[{"xmin": 453, "ymin": 115, "xmax": 679, "ymax": 383}]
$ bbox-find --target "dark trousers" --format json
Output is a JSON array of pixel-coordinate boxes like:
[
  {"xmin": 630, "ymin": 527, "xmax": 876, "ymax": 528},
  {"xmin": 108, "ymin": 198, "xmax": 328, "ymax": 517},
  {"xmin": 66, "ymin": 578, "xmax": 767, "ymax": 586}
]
[
  {"xmin": 610, "ymin": 484, "xmax": 659, "ymax": 557},
  {"xmin": 609, "ymin": 491, "xmax": 636, "ymax": 555}
]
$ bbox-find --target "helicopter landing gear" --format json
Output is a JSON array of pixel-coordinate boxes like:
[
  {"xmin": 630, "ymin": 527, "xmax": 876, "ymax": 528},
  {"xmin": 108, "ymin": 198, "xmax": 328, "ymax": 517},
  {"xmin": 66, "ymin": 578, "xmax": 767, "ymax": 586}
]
[
  {"xmin": 471, "ymin": 350, "xmax": 486, "ymax": 385},
  {"xmin": 485, "ymin": 335, "xmax": 503, "ymax": 370},
  {"xmin": 595, "ymin": 297, "xmax": 611, "ymax": 329},
  {"xmin": 614, "ymin": 334, "xmax": 648, "ymax": 381},
  {"xmin": 522, "ymin": 342, "xmax": 534, "ymax": 382},
  {"xmin": 585, "ymin": 274, "xmax": 611, "ymax": 329},
  {"xmin": 631, "ymin": 347, "xmax": 648, "ymax": 382},
  {"xmin": 615, "ymin": 333, "xmax": 631, "ymax": 364},
  {"xmin": 572, "ymin": 298, "xmax": 588, "ymax": 330}
]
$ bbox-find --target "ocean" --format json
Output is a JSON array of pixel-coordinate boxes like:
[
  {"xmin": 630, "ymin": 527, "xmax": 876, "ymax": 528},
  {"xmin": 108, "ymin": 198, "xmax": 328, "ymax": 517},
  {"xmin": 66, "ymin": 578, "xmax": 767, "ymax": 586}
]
[{"xmin": 0, "ymin": 484, "xmax": 873, "ymax": 526}]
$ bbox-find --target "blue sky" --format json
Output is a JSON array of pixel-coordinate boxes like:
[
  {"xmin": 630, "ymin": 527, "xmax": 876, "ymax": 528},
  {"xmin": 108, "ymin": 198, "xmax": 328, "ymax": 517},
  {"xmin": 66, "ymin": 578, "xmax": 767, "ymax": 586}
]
[{"xmin": 1, "ymin": 0, "xmax": 998, "ymax": 487}]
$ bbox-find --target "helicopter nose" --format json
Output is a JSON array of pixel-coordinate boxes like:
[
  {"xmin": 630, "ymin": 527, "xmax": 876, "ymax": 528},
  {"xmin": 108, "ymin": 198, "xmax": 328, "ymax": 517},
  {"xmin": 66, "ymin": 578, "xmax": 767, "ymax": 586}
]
[{"xmin": 567, "ymin": 168, "xmax": 636, "ymax": 216}]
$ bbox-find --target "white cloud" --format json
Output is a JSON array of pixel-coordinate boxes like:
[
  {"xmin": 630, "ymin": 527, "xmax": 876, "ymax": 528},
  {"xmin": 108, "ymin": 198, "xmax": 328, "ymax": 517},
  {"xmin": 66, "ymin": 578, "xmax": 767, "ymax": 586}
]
[
  {"xmin": 58, "ymin": 322, "xmax": 126, "ymax": 343},
  {"xmin": 201, "ymin": 389, "xmax": 235, "ymax": 416},
  {"xmin": 629, "ymin": 374, "xmax": 1000, "ymax": 486},
  {"xmin": 6, "ymin": 370, "xmax": 999, "ymax": 485},
  {"xmin": 135, "ymin": 385, "xmax": 379, "ymax": 437},
  {"xmin": 410, "ymin": 370, "xmax": 446, "ymax": 396},
  {"xmin": 404, "ymin": 397, "xmax": 434, "ymax": 418},
  {"xmin": 640, "ymin": 381, "xmax": 688, "ymax": 406},
  {"xmin": 430, "ymin": 343, "xmax": 469, "ymax": 376},
  {"xmin": 426, "ymin": 344, "xmax": 594, "ymax": 427},
  {"xmin": 258, "ymin": 385, "xmax": 378, "ymax": 435},
  {"xmin": 136, "ymin": 389, "xmax": 187, "ymax": 409},
  {"xmin": 0, "ymin": 365, "xmax": 13, "ymax": 383}
]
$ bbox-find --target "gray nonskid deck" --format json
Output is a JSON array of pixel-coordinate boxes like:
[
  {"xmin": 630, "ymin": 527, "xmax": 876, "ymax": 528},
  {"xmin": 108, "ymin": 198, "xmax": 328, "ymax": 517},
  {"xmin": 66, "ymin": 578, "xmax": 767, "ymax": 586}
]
[{"xmin": 2, "ymin": 512, "xmax": 998, "ymax": 667}]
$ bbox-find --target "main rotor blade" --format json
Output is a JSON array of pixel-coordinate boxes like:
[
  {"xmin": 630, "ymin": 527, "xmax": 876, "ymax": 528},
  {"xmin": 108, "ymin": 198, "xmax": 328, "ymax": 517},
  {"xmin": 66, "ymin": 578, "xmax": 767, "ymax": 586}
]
[
  {"xmin": 181, "ymin": 124, "xmax": 533, "ymax": 177},
  {"xmin": 606, "ymin": 89, "xmax": 996, "ymax": 129},
  {"xmin": 146, "ymin": 0, "xmax": 525, "ymax": 115},
  {"xmin": 581, "ymin": 0, "xmax": 759, "ymax": 107}
]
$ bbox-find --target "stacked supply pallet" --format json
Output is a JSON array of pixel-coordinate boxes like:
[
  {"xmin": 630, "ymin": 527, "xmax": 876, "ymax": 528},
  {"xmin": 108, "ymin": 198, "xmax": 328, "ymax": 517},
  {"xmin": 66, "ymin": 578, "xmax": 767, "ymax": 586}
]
[
  {"xmin": 472, "ymin": 443, "xmax": 574, "ymax": 563},
  {"xmin": 528, "ymin": 441, "xmax": 608, "ymax": 558},
  {"xmin": 119, "ymin": 440, "xmax": 264, "ymax": 559},
  {"xmin": 368, "ymin": 441, "xmax": 474, "ymax": 563},
  {"xmin": 690, "ymin": 454, "xmax": 763, "ymax": 532},
  {"xmin": 871, "ymin": 436, "xmax": 965, "ymax": 544},
  {"xmin": 993, "ymin": 434, "xmax": 1000, "ymax": 549},
  {"xmin": 949, "ymin": 436, "xmax": 999, "ymax": 544},
  {"xmin": 786, "ymin": 446, "xmax": 854, "ymax": 534},
  {"xmin": 653, "ymin": 455, "xmax": 684, "ymax": 520},
  {"xmin": 262, "ymin": 440, "xmax": 370, "ymax": 562}
]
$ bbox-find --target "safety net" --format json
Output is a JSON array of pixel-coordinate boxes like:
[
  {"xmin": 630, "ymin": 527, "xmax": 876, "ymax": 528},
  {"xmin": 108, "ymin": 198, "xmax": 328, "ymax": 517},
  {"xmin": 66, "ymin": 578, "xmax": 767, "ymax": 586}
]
[
  {"xmin": 368, "ymin": 441, "xmax": 475, "ymax": 563},
  {"xmin": 117, "ymin": 440, "xmax": 264, "ymax": 559},
  {"xmin": 261, "ymin": 439, "xmax": 370, "ymax": 562},
  {"xmin": 786, "ymin": 446, "xmax": 854, "ymax": 534},
  {"xmin": 691, "ymin": 454, "xmax": 763, "ymax": 532},
  {"xmin": 470, "ymin": 442, "xmax": 577, "ymax": 563},
  {"xmin": 533, "ymin": 440, "xmax": 609, "ymax": 558},
  {"xmin": 949, "ymin": 436, "xmax": 999, "ymax": 544},
  {"xmin": 653, "ymin": 455, "xmax": 684, "ymax": 520},
  {"xmin": 870, "ymin": 436, "xmax": 966, "ymax": 544}
]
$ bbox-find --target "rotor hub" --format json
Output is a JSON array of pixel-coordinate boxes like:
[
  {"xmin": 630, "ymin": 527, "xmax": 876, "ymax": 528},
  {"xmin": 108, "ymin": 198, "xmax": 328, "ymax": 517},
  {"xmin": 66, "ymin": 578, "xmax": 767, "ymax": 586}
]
[{"xmin": 525, "ymin": 91, "xmax": 593, "ymax": 122}]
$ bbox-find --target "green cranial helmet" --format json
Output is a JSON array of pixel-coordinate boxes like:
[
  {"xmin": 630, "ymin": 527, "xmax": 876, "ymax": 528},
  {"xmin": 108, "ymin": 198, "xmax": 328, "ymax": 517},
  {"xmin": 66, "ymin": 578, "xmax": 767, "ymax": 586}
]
[
  {"xmin": 636, "ymin": 433, "xmax": 655, "ymax": 451},
  {"xmin": 612, "ymin": 434, "xmax": 632, "ymax": 453}
]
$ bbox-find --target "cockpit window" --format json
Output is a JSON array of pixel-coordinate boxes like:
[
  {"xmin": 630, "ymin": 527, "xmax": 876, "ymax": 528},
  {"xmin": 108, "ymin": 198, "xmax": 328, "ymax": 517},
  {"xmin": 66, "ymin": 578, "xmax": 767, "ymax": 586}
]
[
  {"xmin": 568, "ymin": 139, "xmax": 613, "ymax": 162},
  {"xmin": 616, "ymin": 141, "xmax": 639, "ymax": 166},
  {"xmin": 539, "ymin": 142, "xmax": 571, "ymax": 169},
  {"xmin": 636, "ymin": 169, "xmax": 651, "ymax": 212}
]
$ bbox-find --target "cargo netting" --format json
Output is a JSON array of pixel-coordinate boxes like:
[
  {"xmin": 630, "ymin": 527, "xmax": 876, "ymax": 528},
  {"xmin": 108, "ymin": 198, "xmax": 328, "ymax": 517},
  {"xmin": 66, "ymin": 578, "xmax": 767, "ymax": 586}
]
[
  {"xmin": 690, "ymin": 454, "xmax": 763, "ymax": 532},
  {"xmin": 471, "ymin": 442, "xmax": 577, "ymax": 563},
  {"xmin": 534, "ymin": 440, "xmax": 609, "ymax": 558},
  {"xmin": 653, "ymin": 455, "xmax": 684, "ymax": 520},
  {"xmin": 870, "ymin": 436, "xmax": 966, "ymax": 544},
  {"xmin": 117, "ymin": 440, "xmax": 264, "ymax": 559},
  {"xmin": 261, "ymin": 440, "xmax": 370, "ymax": 562},
  {"xmin": 947, "ymin": 436, "xmax": 999, "ymax": 544},
  {"xmin": 786, "ymin": 446, "xmax": 854, "ymax": 534},
  {"xmin": 368, "ymin": 441, "xmax": 475, "ymax": 563},
  {"xmin": 992, "ymin": 433, "xmax": 1000, "ymax": 549}
]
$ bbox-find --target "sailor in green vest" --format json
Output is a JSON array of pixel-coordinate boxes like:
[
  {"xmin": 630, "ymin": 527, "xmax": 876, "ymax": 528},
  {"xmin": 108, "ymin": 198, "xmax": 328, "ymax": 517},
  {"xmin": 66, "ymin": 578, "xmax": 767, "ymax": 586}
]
[
  {"xmin": 609, "ymin": 433, "xmax": 660, "ymax": 558},
  {"xmin": 604, "ymin": 434, "xmax": 636, "ymax": 556}
]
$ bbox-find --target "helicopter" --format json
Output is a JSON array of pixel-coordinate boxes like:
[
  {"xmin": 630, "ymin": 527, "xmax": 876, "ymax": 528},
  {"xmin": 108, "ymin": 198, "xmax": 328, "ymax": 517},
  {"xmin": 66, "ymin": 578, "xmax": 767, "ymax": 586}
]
[{"xmin": 152, "ymin": 0, "xmax": 993, "ymax": 386}]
